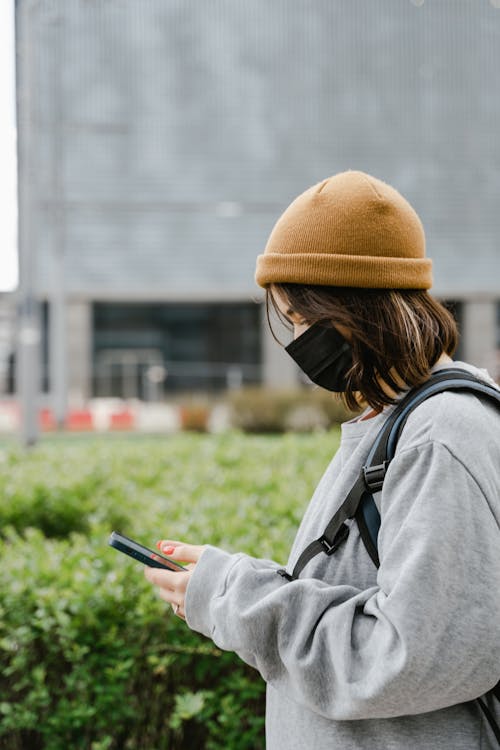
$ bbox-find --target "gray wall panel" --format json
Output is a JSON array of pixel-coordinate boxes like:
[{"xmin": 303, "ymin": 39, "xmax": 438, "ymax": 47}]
[{"xmin": 18, "ymin": 0, "xmax": 500, "ymax": 298}]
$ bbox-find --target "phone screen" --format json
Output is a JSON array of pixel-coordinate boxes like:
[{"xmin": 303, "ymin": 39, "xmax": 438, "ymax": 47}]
[{"xmin": 108, "ymin": 531, "xmax": 185, "ymax": 571}]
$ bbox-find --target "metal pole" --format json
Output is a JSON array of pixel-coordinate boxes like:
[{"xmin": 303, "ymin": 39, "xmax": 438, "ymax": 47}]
[
  {"xmin": 49, "ymin": 9, "xmax": 67, "ymax": 429},
  {"xmin": 16, "ymin": 0, "xmax": 41, "ymax": 447}
]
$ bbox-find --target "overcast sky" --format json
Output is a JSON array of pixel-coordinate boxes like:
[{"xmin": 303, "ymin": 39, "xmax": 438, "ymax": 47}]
[{"xmin": 0, "ymin": 0, "xmax": 18, "ymax": 292}]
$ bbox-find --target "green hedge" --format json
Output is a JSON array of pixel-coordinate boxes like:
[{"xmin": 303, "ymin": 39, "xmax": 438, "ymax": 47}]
[
  {"xmin": 0, "ymin": 431, "xmax": 340, "ymax": 749},
  {"xmin": 227, "ymin": 387, "xmax": 357, "ymax": 433}
]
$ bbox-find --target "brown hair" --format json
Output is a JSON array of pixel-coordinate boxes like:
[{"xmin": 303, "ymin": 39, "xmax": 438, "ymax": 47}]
[{"xmin": 267, "ymin": 284, "xmax": 459, "ymax": 411}]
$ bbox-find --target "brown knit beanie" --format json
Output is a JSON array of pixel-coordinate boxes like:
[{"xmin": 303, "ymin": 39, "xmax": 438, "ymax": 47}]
[{"xmin": 255, "ymin": 170, "xmax": 432, "ymax": 289}]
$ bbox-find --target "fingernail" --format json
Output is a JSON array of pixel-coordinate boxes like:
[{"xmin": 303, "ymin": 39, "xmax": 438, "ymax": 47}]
[{"xmin": 162, "ymin": 546, "xmax": 175, "ymax": 555}]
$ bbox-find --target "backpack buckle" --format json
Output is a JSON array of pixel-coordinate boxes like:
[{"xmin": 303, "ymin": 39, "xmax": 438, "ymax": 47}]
[
  {"xmin": 363, "ymin": 461, "xmax": 389, "ymax": 493},
  {"xmin": 277, "ymin": 568, "xmax": 294, "ymax": 581},
  {"xmin": 318, "ymin": 524, "xmax": 349, "ymax": 555}
]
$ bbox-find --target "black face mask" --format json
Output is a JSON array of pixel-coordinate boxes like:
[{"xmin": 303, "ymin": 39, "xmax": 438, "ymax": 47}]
[{"xmin": 285, "ymin": 321, "xmax": 353, "ymax": 392}]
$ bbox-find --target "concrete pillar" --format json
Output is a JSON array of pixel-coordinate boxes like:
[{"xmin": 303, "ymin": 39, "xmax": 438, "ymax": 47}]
[
  {"xmin": 67, "ymin": 300, "xmax": 92, "ymax": 405},
  {"xmin": 260, "ymin": 302, "xmax": 298, "ymax": 387},
  {"xmin": 462, "ymin": 299, "xmax": 498, "ymax": 376}
]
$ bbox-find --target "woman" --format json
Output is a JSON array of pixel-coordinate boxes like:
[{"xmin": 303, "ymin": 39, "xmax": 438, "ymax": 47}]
[{"xmin": 145, "ymin": 171, "xmax": 500, "ymax": 749}]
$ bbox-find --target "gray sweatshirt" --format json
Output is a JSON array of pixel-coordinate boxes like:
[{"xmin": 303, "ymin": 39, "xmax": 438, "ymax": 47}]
[{"xmin": 185, "ymin": 362, "xmax": 500, "ymax": 749}]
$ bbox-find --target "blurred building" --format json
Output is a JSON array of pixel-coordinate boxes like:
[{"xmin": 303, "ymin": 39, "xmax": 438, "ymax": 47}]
[{"xmin": 10, "ymin": 0, "xmax": 500, "ymax": 403}]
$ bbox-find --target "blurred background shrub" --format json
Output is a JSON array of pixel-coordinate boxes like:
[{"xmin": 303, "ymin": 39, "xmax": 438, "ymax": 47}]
[
  {"xmin": 227, "ymin": 387, "xmax": 358, "ymax": 433},
  {"xmin": 0, "ymin": 430, "xmax": 340, "ymax": 749}
]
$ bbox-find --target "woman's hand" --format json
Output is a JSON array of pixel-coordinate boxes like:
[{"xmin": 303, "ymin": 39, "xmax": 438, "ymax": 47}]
[{"xmin": 144, "ymin": 540, "xmax": 206, "ymax": 620}]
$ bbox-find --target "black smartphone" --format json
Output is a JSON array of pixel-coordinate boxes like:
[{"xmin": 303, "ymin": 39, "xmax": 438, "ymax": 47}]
[{"xmin": 108, "ymin": 531, "xmax": 185, "ymax": 571}]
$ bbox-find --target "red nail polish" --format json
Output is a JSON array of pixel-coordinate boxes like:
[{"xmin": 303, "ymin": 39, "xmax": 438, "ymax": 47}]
[{"xmin": 162, "ymin": 546, "xmax": 175, "ymax": 555}]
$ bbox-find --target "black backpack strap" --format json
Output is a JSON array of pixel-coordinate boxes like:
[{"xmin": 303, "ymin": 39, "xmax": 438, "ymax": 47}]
[
  {"xmin": 278, "ymin": 472, "xmax": 366, "ymax": 581},
  {"xmin": 354, "ymin": 370, "xmax": 500, "ymax": 571},
  {"xmin": 355, "ymin": 493, "xmax": 381, "ymax": 567},
  {"xmin": 279, "ymin": 369, "xmax": 500, "ymax": 582},
  {"xmin": 367, "ymin": 369, "xmax": 500, "ymax": 477},
  {"xmin": 477, "ymin": 695, "xmax": 500, "ymax": 744}
]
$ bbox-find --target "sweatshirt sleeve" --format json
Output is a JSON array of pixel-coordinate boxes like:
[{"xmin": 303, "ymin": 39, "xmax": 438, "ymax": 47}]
[{"xmin": 184, "ymin": 439, "xmax": 500, "ymax": 721}]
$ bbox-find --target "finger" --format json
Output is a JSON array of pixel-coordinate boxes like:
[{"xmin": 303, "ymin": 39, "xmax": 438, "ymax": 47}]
[
  {"xmin": 155, "ymin": 539, "xmax": 185, "ymax": 550},
  {"xmin": 156, "ymin": 541, "xmax": 205, "ymax": 564},
  {"xmin": 156, "ymin": 539, "xmax": 201, "ymax": 559},
  {"xmin": 144, "ymin": 566, "xmax": 188, "ymax": 590},
  {"xmin": 156, "ymin": 587, "xmax": 181, "ymax": 607},
  {"xmin": 157, "ymin": 588, "xmax": 186, "ymax": 619}
]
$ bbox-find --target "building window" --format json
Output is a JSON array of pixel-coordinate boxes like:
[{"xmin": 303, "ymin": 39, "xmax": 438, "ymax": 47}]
[
  {"xmin": 92, "ymin": 302, "xmax": 261, "ymax": 398},
  {"xmin": 442, "ymin": 299, "xmax": 464, "ymax": 361}
]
